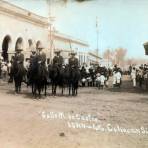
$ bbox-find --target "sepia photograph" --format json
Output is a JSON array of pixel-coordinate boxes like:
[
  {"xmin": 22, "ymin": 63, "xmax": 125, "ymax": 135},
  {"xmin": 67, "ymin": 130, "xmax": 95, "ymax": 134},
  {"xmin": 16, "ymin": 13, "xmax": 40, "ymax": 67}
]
[{"xmin": 0, "ymin": 0, "xmax": 148, "ymax": 147}]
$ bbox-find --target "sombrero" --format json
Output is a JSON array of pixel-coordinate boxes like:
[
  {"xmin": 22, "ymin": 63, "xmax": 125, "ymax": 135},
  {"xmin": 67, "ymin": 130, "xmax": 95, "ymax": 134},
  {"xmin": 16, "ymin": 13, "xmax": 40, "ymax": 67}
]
[
  {"xmin": 37, "ymin": 43, "xmax": 44, "ymax": 49},
  {"xmin": 70, "ymin": 51, "xmax": 77, "ymax": 55},
  {"xmin": 54, "ymin": 49, "xmax": 61, "ymax": 53}
]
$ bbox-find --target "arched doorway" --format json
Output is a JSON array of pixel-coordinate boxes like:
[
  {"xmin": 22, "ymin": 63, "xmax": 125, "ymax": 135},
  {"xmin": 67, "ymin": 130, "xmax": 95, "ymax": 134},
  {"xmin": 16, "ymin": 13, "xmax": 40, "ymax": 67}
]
[
  {"xmin": 15, "ymin": 37, "xmax": 23, "ymax": 51},
  {"xmin": 2, "ymin": 35, "xmax": 11, "ymax": 61}
]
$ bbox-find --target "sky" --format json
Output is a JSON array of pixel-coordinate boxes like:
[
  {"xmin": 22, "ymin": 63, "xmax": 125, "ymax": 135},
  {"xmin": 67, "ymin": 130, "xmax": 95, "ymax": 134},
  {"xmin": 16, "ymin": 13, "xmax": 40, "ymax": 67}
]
[{"xmin": 4, "ymin": 0, "xmax": 148, "ymax": 59}]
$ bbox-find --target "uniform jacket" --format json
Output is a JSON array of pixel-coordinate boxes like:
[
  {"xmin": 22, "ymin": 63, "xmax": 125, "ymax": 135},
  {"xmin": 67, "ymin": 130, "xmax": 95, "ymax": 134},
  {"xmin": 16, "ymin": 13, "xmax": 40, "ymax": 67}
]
[
  {"xmin": 53, "ymin": 55, "xmax": 63, "ymax": 67},
  {"xmin": 14, "ymin": 53, "xmax": 24, "ymax": 65},
  {"xmin": 68, "ymin": 57, "xmax": 79, "ymax": 68},
  {"xmin": 30, "ymin": 54, "xmax": 37, "ymax": 66},
  {"xmin": 37, "ymin": 51, "xmax": 46, "ymax": 64}
]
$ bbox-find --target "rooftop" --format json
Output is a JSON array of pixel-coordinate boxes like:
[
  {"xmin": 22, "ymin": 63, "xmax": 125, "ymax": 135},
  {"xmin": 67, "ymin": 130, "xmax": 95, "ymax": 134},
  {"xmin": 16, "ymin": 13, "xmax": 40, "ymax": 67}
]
[{"xmin": 0, "ymin": 0, "xmax": 49, "ymax": 27}]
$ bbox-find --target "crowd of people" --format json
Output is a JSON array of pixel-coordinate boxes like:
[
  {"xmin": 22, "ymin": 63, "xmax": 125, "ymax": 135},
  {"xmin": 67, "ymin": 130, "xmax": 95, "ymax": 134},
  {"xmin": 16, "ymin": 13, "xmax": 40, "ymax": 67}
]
[
  {"xmin": 130, "ymin": 64, "xmax": 148, "ymax": 88},
  {"xmin": 79, "ymin": 64, "xmax": 122, "ymax": 89}
]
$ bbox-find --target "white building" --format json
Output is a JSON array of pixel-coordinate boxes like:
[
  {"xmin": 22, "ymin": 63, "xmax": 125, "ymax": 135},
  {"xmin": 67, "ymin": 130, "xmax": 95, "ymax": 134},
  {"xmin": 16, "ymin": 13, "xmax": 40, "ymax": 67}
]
[
  {"xmin": 52, "ymin": 32, "xmax": 89, "ymax": 64},
  {"xmin": 99, "ymin": 59, "xmax": 112, "ymax": 68},
  {"xmin": 0, "ymin": 0, "xmax": 100, "ymax": 66},
  {"xmin": 0, "ymin": 0, "xmax": 50, "ymax": 61}
]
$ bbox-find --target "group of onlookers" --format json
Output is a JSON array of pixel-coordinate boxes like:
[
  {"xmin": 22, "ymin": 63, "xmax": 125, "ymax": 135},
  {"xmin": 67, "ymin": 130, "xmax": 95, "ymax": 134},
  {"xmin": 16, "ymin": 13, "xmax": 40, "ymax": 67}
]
[
  {"xmin": 129, "ymin": 64, "xmax": 148, "ymax": 88},
  {"xmin": 80, "ymin": 64, "xmax": 123, "ymax": 89},
  {"xmin": 0, "ymin": 56, "xmax": 12, "ymax": 81}
]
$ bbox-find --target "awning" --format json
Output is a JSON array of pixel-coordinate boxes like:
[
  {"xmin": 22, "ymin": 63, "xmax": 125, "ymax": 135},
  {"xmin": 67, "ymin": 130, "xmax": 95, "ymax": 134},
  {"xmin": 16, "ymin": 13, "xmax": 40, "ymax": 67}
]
[{"xmin": 143, "ymin": 42, "xmax": 148, "ymax": 55}]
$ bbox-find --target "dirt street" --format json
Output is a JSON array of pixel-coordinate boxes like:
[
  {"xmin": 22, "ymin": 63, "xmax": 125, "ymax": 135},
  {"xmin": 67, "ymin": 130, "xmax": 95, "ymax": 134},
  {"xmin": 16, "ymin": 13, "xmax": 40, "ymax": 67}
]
[{"xmin": 0, "ymin": 76, "xmax": 148, "ymax": 148}]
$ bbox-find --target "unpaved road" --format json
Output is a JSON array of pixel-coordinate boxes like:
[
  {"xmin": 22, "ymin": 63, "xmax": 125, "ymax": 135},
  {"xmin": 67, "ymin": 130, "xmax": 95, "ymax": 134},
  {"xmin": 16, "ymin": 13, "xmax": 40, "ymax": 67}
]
[{"xmin": 0, "ymin": 76, "xmax": 148, "ymax": 148}]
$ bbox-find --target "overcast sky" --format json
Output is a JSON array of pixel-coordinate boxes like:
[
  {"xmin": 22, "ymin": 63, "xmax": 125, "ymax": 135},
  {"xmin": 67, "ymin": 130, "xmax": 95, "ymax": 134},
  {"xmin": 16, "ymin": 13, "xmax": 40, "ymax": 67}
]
[{"xmin": 4, "ymin": 0, "xmax": 148, "ymax": 58}]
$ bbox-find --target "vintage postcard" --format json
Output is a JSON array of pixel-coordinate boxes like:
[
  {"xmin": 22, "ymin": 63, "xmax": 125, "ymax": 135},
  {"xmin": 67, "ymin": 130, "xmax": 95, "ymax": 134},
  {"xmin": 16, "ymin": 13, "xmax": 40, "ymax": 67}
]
[{"xmin": 0, "ymin": 0, "xmax": 148, "ymax": 148}]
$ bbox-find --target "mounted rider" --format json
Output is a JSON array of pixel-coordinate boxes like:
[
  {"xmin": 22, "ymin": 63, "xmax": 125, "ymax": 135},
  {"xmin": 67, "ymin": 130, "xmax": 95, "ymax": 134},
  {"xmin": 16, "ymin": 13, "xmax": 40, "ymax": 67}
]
[
  {"xmin": 14, "ymin": 48, "xmax": 24, "ymax": 66},
  {"xmin": 8, "ymin": 46, "xmax": 26, "ymax": 84},
  {"xmin": 30, "ymin": 47, "xmax": 37, "ymax": 67},
  {"xmin": 68, "ymin": 51, "xmax": 79, "ymax": 69},
  {"xmin": 53, "ymin": 49, "xmax": 64, "ymax": 68},
  {"xmin": 36, "ymin": 44, "xmax": 46, "ymax": 66},
  {"xmin": 36, "ymin": 44, "xmax": 48, "ymax": 79}
]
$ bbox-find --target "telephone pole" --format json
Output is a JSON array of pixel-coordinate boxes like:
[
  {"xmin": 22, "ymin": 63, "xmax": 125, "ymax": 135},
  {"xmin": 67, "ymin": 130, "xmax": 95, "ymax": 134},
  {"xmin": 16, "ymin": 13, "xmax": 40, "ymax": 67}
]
[
  {"xmin": 96, "ymin": 16, "xmax": 99, "ymax": 63},
  {"xmin": 47, "ymin": 0, "xmax": 56, "ymax": 63}
]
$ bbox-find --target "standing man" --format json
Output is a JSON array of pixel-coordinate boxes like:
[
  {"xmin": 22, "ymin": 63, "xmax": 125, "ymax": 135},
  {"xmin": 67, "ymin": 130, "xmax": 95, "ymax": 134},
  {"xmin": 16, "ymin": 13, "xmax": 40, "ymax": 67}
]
[
  {"xmin": 53, "ymin": 49, "xmax": 64, "ymax": 67},
  {"xmin": 68, "ymin": 52, "xmax": 79, "ymax": 68},
  {"xmin": 131, "ymin": 67, "xmax": 137, "ymax": 87}
]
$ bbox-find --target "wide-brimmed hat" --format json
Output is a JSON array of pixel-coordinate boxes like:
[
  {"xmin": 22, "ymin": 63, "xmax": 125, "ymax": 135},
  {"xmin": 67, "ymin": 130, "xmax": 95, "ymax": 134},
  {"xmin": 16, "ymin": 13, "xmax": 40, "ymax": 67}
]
[
  {"xmin": 37, "ymin": 44, "xmax": 44, "ymax": 49},
  {"xmin": 54, "ymin": 49, "xmax": 61, "ymax": 54},
  {"xmin": 16, "ymin": 48, "xmax": 23, "ymax": 51},
  {"xmin": 31, "ymin": 47, "xmax": 36, "ymax": 52},
  {"xmin": 70, "ymin": 51, "xmax": 77, "ymax": 55}
]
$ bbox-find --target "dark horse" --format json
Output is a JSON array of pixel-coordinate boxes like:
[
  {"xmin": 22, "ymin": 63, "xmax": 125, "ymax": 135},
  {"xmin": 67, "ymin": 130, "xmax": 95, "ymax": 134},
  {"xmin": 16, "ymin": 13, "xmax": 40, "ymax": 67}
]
[
  {"xmin": 28, "ymin": 60, "xmax": 47, "ymax": 98},
  {"xmin": 12, "ymin": 62, "xmax": 25, "ymax": 93},
  {"xmin": 69, "ymin": 66, "xmax": 81, "ymax": 96},
  {"xmin": 48, "ymin": 64, "xmax": 59, "ymax": 95}
]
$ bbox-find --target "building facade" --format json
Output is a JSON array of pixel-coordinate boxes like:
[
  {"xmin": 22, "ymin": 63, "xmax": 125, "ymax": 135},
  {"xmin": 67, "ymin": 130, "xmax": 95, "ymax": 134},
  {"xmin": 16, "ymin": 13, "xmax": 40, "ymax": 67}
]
[
  {"xmin": 0, "ymin": 0, "xmax": 50, "ymax": 61},
  {"xmin": 0, "ymin": 0, "xmax": 100, "ymax": 66},
  {"xmin": 51, "ymin": 32, "xmax": 89, "ymax": 64}
]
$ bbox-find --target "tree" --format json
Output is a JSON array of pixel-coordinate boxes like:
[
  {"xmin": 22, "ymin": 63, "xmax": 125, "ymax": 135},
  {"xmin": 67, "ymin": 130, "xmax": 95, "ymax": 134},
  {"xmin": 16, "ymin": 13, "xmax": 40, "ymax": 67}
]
[
  {"xmin": 114, "ymin": 48, "xmax": 127, "ymax": 67},
  {"xmin": 103, "ymin": 49, "xmax": 112, "ymax": 59}
]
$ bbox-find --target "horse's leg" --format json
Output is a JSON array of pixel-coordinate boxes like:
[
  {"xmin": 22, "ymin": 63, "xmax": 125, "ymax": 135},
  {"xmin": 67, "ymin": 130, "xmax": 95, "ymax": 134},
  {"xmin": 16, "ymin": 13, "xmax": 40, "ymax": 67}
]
[
  {"xmin": 32, "ymin": 83, "xmax": 34, "ymax": 95},
  {"xmin": 15, "ymin": 79, "xmax": 18, "ymax": 93},
  {"xmin": 44, "ymin": 83, "xmax": 47, "ymax": 96},
  {"xmin": 54, "ymin": 84, "xmax": 57, "ymax": 95},
  {"xmin": 72, "ymin": 85, "xmax": 74, "ymax": 96},
  {"xmin": 69, "ymin": 84, "xmax": 71, "ymax": 96},
  {"xmin": 39, "ymin": 87, "xmax": 41, "ymax": 98},
  {"xmin": 15, "ymin": 81, "xmax": 18, "ymax": 93},
  {"xmin": 61, "ymin": 86, "xmax": 64, "ymax": 96},
  {"xmin": 52, "ymin": 83, "xmax": 54, "ymax": 95},
  {"xmin": 34, "ymin": 84, "xmax": 37, "ymax": 98},
  {"xmin": 19, "ymin": 80, "xmax": 22, "ymax": 93}
]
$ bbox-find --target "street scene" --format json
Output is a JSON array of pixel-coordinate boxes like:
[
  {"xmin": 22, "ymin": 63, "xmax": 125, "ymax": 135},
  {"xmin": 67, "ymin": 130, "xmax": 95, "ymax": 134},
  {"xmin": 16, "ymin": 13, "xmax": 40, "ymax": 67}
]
[{"xmin": 0, "ymin": 0, "xmax": 148, "ymax": 148}]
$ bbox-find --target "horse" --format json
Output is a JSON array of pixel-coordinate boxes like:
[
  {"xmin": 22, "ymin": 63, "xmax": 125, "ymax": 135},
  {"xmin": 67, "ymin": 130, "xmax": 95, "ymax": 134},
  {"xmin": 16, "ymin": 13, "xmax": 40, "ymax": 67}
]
[
  {"xmin": 68, "ymin": 66, "xmax": 81, "ymax": 96},
  {"xmin": 58, "ymin": 65, "xmax": 67, "ymax": 95},
  {"xmin": 33, "ymin": 63, "xmax": 47, "ymax": 98},
  {"xmin": 11, "ymin": 62, "xmax": 25, "ymax": 93},
  {"xmin": 49, "ymin": 64, "xmax": 59, "ymax": 95},
  {"xmin": 28, "ymin": 58, "xmax": 47, "ymax": 98}
]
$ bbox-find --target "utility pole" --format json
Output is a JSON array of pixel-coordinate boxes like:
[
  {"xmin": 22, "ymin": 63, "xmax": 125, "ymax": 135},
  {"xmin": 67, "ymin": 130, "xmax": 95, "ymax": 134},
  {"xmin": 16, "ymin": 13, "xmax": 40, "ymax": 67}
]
[
  {"xmin": 47, "ymin": 0, "xmax": 56, "ymax": 63},
  {"xmin": 96, "ymin": 16, "xmax": 99, "ymax": 64}
]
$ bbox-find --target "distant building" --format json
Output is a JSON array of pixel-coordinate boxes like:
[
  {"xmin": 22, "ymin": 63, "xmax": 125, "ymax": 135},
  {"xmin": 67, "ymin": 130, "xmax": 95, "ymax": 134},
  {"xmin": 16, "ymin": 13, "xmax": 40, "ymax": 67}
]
[
  {"xmin": 52, "ymin": 32, "xmax": 89, "ymax": 64},
  {"xmin": 99, "ymin": 59, "xmax": 112, "ymax": 68},
  {"xmin": 52, "ymin": 32, "xmax": 101, "ymax": 66}
]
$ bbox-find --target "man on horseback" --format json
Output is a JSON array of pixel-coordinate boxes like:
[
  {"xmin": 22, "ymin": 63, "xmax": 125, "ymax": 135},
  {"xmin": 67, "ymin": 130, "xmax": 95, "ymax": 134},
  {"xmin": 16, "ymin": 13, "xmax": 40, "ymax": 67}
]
[
  {"xmin": 11, "ymin": 47, "xmax": 26, "ymax": 93},
  {"xmin": 68, "ymin": 52, "xmax": 79, "ymax": 69},
  {"xmin": 14, "ymin": 48, "xmax": 24, "ymax": 68},
  {"xmin": 12, "ymin": 48, "xmax": 26, "ymax": 79},
  {"xmin": 30, "ymin": 48, "xmax": 37, "ymax": 67},
  {"xmin": 29, "ymin": 44, "xmax": 48, "ymax": 97},
  {"xmin": 68, "ymin": 52, "xmax": 80, "ymax": 96},
  {"xmin": 53, "ymin": 49, "xmax": 64, "ymax": 68},
  {"xmin": 27, "ymin": 48, "xmax": 38, "ymax": 85},
  {"xmin": 37, "ymin": 44, "xmax": 46, "ymax": 67}
]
